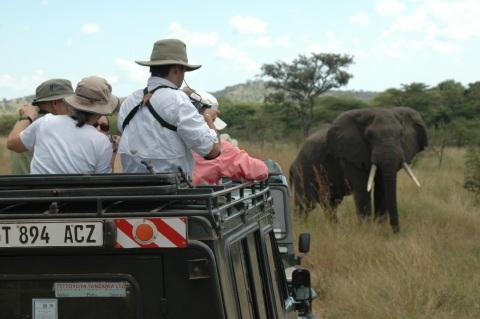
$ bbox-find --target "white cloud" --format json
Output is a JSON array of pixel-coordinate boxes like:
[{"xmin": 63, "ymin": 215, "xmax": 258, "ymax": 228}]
[
  {"xmin": 0, "ymin": 70, "xmax": 45, "ymax": 98},
  {"xmin": 383, "ymin": 8, "xmax": 428, "ymax": 36},
  {"xmin": 168, "ymin": 22, "xmax": 219, "ymax": 46},
  {"xmin": 350, "ymin": 12, "xmax": 370, "ymax": 26},
  {"xmin": 308, "ymin": 39, "xmax": 347, "ymax": 54},
  {"xmin": 105, "ymin": 75, "xmax": 119, "ymax": 85},
  {"xmin": 81, "ymin": 23, "xmax": 100, "ymax": 34},
  {"xmin": 325, "ymin": 31, "xmax": 336, "ymax": 40},
  {"xmin": 230, "ymin": 16, "xmax": 267, "ymax": 34},
  {"xmin": 376, "ymin": 0, "xmax": 406, "ymax": 17},
  {"xmin": 242, "ymin": 35, "xmax": 291, "ymax": 48},
  {"xmin": 426, "ymin": 39, "xmax": 461, "ymax": 54},
  {"xmin": 215, "ymin": 43, "xmax": 259, "ymax": 72},
  {"xmin": 378, "ymin": 0, "xmax": 480, "ymax": 54},
  {"xmin": 371, "ymin": 39, "xmax": 424, "ymax": 58},
  {"xmin": 115, "ymin": 58, "xmax": 149, "ymax": 83}
]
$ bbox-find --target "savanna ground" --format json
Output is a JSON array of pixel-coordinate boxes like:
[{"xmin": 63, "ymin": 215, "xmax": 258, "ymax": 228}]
[
  {"xmin": 244, "ymin": 141, "xmax": 480, "ymax": 318},
  {"xmin": 2, "ymin": 137, "xmax": 480, "ymax": 318}
]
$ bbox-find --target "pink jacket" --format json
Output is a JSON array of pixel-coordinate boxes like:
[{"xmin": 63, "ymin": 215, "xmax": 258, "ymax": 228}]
[{"xmin": 192, "ymin": 140, "xmax": 269, "ymax": 186}]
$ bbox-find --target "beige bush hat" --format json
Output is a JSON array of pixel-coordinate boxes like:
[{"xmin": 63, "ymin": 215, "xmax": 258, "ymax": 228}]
[
  {"xmin": 64, "ymin": 76, "xmax": 119, "ymax": 115},
  {"xmin": 136, "ymin": 38, "xmax": 201, "ymax": 71},
  {"xmin": 189, "ymin": 91, "xmax": 227, "ymax": 130},
  {"xmin": 32, "ymin": 79, "xmax": 74, "ymax": 106}
]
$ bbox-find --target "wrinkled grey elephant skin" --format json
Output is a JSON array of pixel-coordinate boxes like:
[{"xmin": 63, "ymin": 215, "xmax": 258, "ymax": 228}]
[{"xmin": 289, "ymin": 107, "xmax": 428, "ymax": 232}]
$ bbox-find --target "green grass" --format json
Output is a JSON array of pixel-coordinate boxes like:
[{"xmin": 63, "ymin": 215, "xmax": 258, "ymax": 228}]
[{"xmin": 3, "ymin": 138, "xmax": 480, "ymax": 317}]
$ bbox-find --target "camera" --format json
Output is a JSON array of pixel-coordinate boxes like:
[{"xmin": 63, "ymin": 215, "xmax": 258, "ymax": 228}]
[{"xmin": 190, "ymin": 97, "xmax": 212, "ymax": 114}]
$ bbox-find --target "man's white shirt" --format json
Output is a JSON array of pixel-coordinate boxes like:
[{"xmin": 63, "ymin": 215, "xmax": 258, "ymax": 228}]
[
  {"xmin": 117, "ymin": 77, "xmax": 218, "ymax": 176},
  {"xmin": 20, "ymin": 114, "xmax": 113, "ymax": 174}
]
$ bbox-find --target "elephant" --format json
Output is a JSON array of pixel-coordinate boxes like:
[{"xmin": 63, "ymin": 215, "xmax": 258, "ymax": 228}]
[{"xmin": 289, "ymin": 107, "xmax": 427, "ymax": 232}]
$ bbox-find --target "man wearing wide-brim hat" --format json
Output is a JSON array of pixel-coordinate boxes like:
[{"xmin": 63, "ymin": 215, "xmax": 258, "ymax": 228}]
[
  {"xmin": 7, "ymin": 76, "xmax": 119, "ymax": 174},
  {"xmin": 117, "ymin": 38, "xmax": 221, "ymax": 177},
  {"xmin": 7, "ymin": 78, "xmax": 74, "ymax": 174}
]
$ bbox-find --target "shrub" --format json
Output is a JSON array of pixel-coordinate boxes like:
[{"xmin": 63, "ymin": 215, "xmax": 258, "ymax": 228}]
[{"xmin": 0, "ymin": 114, "xmax": 17, "ymax": 136}]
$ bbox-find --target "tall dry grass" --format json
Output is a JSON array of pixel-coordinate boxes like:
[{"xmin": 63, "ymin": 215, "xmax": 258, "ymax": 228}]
[
  {"xmin": 243, "ymin": 143, "xmax": 480, "ymax": 318},
  {"xmin": 0, "ymin": 137, "xmax": 10, "ymax": 174}
]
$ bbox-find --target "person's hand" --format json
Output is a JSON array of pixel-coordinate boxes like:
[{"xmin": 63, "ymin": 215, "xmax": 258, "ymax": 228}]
[
  {"xmin": 203, "ymin": 108, "xmax": 219, "ymax": 123},
  {"xmin": 19, "ymin": 104, "xmax": 39, "ymax": 120}
]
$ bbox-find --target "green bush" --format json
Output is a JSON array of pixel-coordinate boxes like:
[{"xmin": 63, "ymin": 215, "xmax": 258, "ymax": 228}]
[
  {"xmin": 0, "ymin": 114, "xmax": 17, "ymax": 136},
  {"xmin": 108, "ymin": 112, "xmax": 120, "ymax": 135}
]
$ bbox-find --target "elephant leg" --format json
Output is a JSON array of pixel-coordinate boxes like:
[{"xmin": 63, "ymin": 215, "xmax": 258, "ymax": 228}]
[
  {"xmin": 344, "ymin": 165, "xmax": 371, "ymax": 219},
  {"xmin": 373, "ymin": 170, "xmax": 387, "ymax": 222},
  {"xmin": 326, "ymin": 195, "xmax": 343, "ymax": 223},
  {"xmin": 353, "ymin": 191, "xmax": 371, "ymax": 220}
]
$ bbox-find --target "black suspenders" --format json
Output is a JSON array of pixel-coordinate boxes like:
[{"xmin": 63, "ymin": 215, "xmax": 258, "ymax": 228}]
[{"xmin": 121, "ymin": 85, "xmax": 178, "ymax": 132}]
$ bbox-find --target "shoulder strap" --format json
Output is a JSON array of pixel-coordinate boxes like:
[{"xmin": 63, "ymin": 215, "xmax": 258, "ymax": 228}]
[{"xmin": 121, "ymin": 85, "xmax": 178, "ymax": 132}]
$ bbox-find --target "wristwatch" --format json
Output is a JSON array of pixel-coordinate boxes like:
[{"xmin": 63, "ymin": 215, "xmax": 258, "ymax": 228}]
[{"xmin": 19, "ymin": 116, "xmax": 33, "ymax": 124}]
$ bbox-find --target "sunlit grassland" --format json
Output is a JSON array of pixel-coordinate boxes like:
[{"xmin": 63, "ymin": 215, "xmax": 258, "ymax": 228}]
[{"xmin": 244, "ymin": 143, "xmax": 480, "ymax": 318}]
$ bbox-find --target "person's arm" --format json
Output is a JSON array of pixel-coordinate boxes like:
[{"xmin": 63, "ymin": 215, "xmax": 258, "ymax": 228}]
[
  {"xmin": 96, "ymin": 140, "xmax": 114, "ymax": 174},
  {"xmin": 7, "ymin": 105, "xmax": 39, "ymax": 153},
  {"xmin": 174, "ymin": 97, "xmax": 221, "ymax": 160},
  {"xmin": 202, "ymin": 109, "xmax": 221, "ymax": 159},
  {"xmin": 219, "ymin": 141, "xmax": 269, "ymax": 181},
  {"xmin": 110, "ymin": 135, "xmax": 120, "ymax": 172}
]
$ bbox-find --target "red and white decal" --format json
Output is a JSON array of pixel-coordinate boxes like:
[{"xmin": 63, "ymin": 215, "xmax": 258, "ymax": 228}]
[{"xmin": 115, "ymin": 217, "xmax": 187, "ymax": 249}]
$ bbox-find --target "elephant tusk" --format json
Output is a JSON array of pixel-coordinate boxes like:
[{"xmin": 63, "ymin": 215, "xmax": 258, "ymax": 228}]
[
  {"xmin": 367, "ymin": 164, "xmax": 377, "ymax": 192},
  {"xmin": 403, "ymin": 162, "xmax": 421, "ymax": 187}
]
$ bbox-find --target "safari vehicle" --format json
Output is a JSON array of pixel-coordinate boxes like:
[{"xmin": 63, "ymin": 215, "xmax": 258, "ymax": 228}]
[
  {"xmin": 0, "ymin": 173, "xmax": 315, "ymax": 319},
  {"xmin": 264, "ymin": 160, "xmax": 298, "ymax": 267}
]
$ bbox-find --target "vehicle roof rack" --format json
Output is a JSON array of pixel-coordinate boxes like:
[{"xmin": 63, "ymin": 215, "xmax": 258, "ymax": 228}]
[
  {"xmin": 0, "ymin": 173, "xmax": 180, "ymax": 190},
  {"xmin": 0, "ymin": 174, "xmax": 272, "ymax": 233}
]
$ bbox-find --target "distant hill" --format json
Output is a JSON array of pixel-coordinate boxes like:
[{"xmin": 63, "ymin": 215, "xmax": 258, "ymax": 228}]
[
  {"xmin": 0, "ymin": 80, "xmax": 378, "ymax": 113},
  {"xmin": 214, "ymin": 80, "xmax": 379, "ymax": 103},
  {"xmin": 213, "ymin": 80, "xmax": 274, "ymax": 103},
  {"xmin": 0, "ymin": 95, "xmax": 34, "ymax": 113}
]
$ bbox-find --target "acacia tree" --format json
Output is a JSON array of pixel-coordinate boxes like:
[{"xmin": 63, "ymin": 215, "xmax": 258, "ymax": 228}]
[{"xmin": 260, "ymin": 53, "xmax": 353, "ymax": 137}]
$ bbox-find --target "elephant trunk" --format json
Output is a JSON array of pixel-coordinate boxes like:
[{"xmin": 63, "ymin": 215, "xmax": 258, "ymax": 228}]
[{"xmin": 381, "ymin": 164, "xmax": 399, "ymax": 233}]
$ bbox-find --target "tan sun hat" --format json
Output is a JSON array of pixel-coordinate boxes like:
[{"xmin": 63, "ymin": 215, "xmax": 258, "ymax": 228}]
[
  {"xmin": 135, "ymin": 38, "xmax": 201, "ymax": 71},
  {"xmin": 64, "ymin": 76, "xmax": 119, "ymax": 115},
  {"xmin": 189, "ymin": 91, "xmax": 227, "ymax": 130},
  {"xmin": 32, "ymin": 79, "xmax": 74, "ymax": 106}
]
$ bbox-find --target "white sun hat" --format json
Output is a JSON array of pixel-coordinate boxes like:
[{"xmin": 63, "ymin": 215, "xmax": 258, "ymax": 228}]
[{"xmin": 189, "ymin": 91, "xmax": 227, "ymax": 130}]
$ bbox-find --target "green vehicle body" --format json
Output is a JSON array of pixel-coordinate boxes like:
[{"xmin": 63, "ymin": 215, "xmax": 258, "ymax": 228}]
[{"xmin": 0, "ymin": 171, "xmax": 315, "ymax": 319}]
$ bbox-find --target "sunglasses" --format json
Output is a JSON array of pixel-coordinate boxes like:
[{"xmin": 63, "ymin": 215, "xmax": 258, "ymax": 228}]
[{"xmin": 93, "ymin": 122, "xmax": 110, "ymax": 132}]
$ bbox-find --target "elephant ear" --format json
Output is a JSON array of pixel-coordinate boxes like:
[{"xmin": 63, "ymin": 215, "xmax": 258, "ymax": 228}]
[
  {"xmin": 393, "ymin": 107, "xmax": 428, "ymax": 162},
  {"xmin": 326, "ymin": 109, "xmax": 371, "ymax": 169}
]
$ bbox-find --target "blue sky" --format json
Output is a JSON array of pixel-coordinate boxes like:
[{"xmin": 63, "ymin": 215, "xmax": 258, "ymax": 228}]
[{"xmin": 1, "ymin": 0, "xmax": 480, "ymax": 99}]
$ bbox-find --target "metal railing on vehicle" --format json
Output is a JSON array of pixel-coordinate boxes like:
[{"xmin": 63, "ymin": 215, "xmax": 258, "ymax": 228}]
[{"xmin": 0, "ymin": 173, "xmax": 272, "ymax": 233}]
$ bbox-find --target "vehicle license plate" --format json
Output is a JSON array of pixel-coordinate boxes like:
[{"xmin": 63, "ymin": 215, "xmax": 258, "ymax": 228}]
[{"xmin": 0, "ymin": 221, "xmax": 103, "ymax": 248}]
